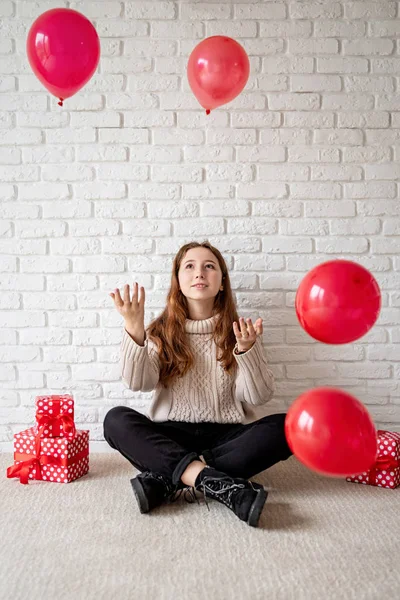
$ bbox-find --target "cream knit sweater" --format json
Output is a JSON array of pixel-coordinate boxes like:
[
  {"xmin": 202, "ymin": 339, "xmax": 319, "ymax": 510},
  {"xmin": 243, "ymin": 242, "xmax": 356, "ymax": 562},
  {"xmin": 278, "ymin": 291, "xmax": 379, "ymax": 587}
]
[{"xmin": 120, "ymin": 315, "xmax": 275, "ymax": 424}]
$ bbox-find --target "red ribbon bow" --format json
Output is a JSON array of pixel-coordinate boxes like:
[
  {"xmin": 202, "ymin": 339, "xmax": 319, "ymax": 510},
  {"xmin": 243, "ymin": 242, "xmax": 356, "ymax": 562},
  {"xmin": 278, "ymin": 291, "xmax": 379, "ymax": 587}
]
[
  {"xmin": 36, "ymin": 412, "xmax": 76, "ymax": 438},
  {"xmin": 7, "ymin": 431, "xmax": 43, "ymax": 484}
]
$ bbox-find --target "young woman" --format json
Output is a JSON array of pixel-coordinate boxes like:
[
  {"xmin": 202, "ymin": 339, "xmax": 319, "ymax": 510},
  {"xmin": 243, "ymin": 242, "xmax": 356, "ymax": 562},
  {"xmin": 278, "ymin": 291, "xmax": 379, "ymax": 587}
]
[{"xmin": 104, "ymin": 241, "xmax": 292, "ymax": 527}]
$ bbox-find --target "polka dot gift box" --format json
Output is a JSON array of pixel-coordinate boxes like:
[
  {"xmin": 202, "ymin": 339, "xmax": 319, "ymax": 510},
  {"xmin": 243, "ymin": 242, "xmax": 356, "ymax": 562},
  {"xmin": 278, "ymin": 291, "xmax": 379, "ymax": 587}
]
[
  {"xmin": 7, "ymin": 427, "xmax": 89, "ymax": 484},
  {"xmin": 35, "ymin": 394, "xmax": 76, "ymax": 438},
  {"xmin": 346, "ymin": 430, "xmax": 400, "ymax": 490}
]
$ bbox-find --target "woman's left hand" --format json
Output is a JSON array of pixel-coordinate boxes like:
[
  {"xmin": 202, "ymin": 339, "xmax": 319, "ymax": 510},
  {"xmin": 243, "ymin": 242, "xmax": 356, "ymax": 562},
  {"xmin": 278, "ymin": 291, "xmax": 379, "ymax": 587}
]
[{"xmin": 233, "ymin": 317, "xmax": 263, "ymax": 353}]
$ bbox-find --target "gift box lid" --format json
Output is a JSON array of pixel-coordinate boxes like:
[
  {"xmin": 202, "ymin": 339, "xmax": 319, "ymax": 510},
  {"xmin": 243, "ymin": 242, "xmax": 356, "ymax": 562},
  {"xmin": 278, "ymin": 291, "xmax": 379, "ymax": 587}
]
[
  {"xmin": 14, "ymin": 427, "xmax": 89, "ymax": 459},
  {"xmin": 35, "ymin": 395, "xmax": 74, "ymax": 411}
]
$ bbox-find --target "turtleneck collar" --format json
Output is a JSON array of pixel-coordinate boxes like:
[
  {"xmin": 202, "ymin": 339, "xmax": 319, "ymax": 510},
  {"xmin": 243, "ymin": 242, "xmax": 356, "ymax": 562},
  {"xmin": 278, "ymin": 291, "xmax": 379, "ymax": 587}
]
[{"xmin": 185, "ymin": 314, "xmax": 218, "ymax": 334}]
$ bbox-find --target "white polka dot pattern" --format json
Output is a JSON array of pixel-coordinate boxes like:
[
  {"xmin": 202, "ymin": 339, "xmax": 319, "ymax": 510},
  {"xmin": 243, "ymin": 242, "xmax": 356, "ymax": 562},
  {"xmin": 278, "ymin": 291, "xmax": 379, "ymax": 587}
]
[
  {"xmin": 34, "ymin": 394, "xmax": 74, "ymax": 438},
  {"xmin": 346, "ymin": 430, "xmax": 400, "ymax": 490},
  {"xmin": 13, "ymin": 427, "xmax": 89, "ymax": 484}
]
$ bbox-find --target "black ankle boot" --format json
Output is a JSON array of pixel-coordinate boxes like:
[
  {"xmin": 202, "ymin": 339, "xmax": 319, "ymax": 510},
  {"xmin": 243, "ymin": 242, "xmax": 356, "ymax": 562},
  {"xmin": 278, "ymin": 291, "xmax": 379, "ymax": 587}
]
[
  {"xmin": 130, "ymin": 472, "xmax": 181, "ymax": 514},
  {"xmin": 194, "ymin": 467, "xmax": 268, "ymax": 527}
]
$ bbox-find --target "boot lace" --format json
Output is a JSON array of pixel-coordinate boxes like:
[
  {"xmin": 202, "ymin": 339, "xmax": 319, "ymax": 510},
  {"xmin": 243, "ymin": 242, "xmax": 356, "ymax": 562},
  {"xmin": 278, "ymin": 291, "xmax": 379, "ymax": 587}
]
[
  {"xmin": 196, "ymin": 475, "xmax": 248, "ymax": 511},
  {"xmin": 141, "ymin": 472, "xmax": 177, "ymax": 499},
  {"xmin": 170, "ymin": 486, "xmax": 200, "ymax": 505},
  {"xmin": 141, "ymin": 472, "xmax": 202, "ymax": 506}
]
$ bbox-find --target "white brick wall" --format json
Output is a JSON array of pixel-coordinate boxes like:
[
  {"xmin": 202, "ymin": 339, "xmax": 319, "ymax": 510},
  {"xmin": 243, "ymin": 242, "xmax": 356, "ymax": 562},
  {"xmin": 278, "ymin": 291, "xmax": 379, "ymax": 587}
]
[{"xmin": 1, "ymin": 0, "xmax": 400, "ymax": 450}]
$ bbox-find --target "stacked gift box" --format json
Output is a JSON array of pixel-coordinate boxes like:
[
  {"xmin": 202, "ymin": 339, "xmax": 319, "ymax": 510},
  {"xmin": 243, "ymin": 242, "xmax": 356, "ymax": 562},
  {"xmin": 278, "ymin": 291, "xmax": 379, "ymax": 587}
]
[
  {"xmin": 7, "ymin": 394, "xmax": 89, "ymax": 485},
  {"xmin": 346, "ymin": 430, "xmax": 400, "ymax": 489}
]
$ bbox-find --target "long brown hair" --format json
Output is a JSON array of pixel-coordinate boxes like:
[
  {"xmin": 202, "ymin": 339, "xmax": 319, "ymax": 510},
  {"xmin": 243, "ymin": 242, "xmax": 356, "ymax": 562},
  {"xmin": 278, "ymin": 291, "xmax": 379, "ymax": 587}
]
[{"xmin": 147, "ymin": 241, "xmax": 240, "ymax": 388}]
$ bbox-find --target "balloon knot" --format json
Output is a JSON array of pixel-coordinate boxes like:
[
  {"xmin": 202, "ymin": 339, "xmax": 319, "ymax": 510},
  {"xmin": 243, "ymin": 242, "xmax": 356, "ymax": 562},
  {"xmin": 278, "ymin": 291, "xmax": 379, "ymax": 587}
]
[
  {"xmin": 58, "ymin": 98, "xmax": 64, "ymax": 107},
  {"xmin": 206, "ymin": 109, "xmax": 210, "ymax": 116}
]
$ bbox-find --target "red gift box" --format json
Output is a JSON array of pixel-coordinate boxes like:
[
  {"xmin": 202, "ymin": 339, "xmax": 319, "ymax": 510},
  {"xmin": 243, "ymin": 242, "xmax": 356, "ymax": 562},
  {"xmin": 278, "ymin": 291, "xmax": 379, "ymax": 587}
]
[
  {"xmin": 346, "ymin": 430, "xmax": 400, "ymax": 489},
  {"xmin": 35, "ymin": 394, "xmax": 76, "ymax": 438},
  {"xmin": 7, "ymin": 427, "xmax": 89, "ymax": 484}
]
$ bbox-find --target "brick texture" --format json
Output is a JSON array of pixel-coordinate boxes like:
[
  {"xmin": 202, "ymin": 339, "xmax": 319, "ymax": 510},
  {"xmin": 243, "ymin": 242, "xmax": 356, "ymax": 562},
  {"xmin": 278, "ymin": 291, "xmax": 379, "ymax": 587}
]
[{"xmin": 0, "ymin": 1, "xmax": 399, "ymax": 446}]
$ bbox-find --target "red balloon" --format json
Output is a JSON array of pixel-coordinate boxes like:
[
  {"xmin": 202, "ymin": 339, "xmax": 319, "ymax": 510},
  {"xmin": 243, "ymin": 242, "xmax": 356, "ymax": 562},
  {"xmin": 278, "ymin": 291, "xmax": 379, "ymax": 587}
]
[
  {"xmin": 295, "ymin": 260, "xmax": 381, "ymax": 344},
  {"xmin": 285, "ymin": 388, "xmax": 377, "ymax": 477},
  {"xmin": 187, "ymin": 36, "xmax": 250, "ymax": 115},
  {"xmin": 26, "ymin": 8, "xmax": 100, "ymax": 106}
]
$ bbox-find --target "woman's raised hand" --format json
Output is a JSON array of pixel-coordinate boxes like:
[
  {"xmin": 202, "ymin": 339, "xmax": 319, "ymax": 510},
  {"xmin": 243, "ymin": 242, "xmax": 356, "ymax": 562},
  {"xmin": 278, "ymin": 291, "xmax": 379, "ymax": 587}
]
[
  {"xmin": 233, "ymin": 317, "xmax": 263, "ymax": 353},
  {"xmin": 110, "ymin": 283, "xmax": 145, "ymax": 340}
]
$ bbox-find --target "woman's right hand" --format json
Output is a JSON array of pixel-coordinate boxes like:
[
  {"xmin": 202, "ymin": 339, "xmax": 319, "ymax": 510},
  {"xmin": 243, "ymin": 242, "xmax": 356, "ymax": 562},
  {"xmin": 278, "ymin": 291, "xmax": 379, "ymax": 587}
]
[{"xmin": 110, "ymin": 283, "xmax": 145, "ymax": 339}]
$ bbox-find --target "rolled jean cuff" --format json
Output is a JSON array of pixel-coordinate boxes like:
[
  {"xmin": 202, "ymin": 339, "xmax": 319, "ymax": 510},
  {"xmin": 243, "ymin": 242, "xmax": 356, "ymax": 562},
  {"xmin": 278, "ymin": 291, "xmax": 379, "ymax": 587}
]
[{"xmin": 172, "ymin": 452, "xmax": 199, "ymax": 485}]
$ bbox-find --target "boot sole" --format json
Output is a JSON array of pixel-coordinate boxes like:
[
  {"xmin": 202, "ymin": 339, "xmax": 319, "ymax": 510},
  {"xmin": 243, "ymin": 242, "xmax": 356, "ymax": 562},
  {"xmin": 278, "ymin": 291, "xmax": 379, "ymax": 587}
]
[
  {"xmin": 247, "ymin": 488, "xmax": 268, "ymax": 527},
  {"xmin": 130, "ymin": 477, "xmax": 149, "ymax": 514}
]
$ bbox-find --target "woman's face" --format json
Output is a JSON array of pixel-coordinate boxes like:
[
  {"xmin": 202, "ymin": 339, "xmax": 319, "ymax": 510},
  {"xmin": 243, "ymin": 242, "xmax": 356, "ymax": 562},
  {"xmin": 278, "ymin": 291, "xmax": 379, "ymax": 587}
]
[{"xmin": 178, "ymin": 247, "xmax": 223, "ymax": 304}]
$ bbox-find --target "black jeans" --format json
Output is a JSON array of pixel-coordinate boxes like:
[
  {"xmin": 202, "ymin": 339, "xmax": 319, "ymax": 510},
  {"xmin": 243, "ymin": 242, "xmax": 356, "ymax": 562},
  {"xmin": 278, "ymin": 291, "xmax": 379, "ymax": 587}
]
[{"xmin": 103, "ymin": 407, "xmax": 293, "ymax": 485}]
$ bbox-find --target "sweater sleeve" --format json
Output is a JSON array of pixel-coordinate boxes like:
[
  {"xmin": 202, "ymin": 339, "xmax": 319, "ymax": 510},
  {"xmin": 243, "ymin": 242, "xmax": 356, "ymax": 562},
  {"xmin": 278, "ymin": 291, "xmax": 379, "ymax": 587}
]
[
  {"xmin": 232, "ymin": 337, "xmax": 275, "ymax": 406},
  {"xmin": 120, "ymin": 329, "xmax": 160, "ymax": 392}
]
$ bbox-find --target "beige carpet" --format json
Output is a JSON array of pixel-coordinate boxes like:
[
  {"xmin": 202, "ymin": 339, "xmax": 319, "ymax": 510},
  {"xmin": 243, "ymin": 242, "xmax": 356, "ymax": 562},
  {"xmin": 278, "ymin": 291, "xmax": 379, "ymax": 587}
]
[{"xmin": 1, "ymin": 452, "xmax": 399, "ymax": 600}]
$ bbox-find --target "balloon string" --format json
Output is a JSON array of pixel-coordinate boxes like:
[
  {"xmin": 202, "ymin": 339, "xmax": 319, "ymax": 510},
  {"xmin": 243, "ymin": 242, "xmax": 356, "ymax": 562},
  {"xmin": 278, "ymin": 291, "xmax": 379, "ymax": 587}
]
[{"xmin": 58, "ymin": 98, "xmax": 64, "ymax": 107}]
